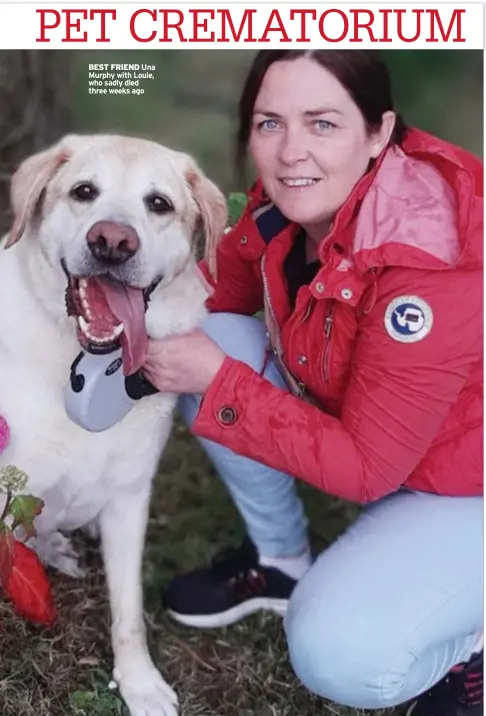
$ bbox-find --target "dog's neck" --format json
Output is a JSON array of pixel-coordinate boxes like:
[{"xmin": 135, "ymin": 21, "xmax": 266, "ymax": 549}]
[{"xmin": 144, "ymin": 257, "xmax": 211, "ymax": 340}]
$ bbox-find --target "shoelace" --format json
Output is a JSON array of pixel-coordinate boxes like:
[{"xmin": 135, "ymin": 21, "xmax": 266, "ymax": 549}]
[
  {"xmin": 420, "ymin": 654, "xmax": 483, "ymax": 715},
  {"xmin": 457, "ymin": 657, "xmax": 483, "ymax": 707},
  {"xmin": 210, "ymin": 540, "xmax": 258, "ymax": 581},
  {"xmin": 208, "ymin": 541, "xmax": 269, "ymax": 598},
  {"xmin": 227, "ymin": 569, "xmax": 267, "ymax": 600}
]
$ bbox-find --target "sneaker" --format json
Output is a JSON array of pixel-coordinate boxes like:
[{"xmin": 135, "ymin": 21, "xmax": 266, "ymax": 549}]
[
  {"xmin": 163, "ymin": 538, "xmax": 296, "ymax": 628},
  {"xmin": 406, "ymin": 650, "xmax": 483, "ymax": 716}
]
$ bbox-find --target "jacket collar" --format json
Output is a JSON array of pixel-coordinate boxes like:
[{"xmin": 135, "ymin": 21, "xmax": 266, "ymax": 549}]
[{"xmin": 248, "ymin": 128, "xmax": 482, "ymax": 274}]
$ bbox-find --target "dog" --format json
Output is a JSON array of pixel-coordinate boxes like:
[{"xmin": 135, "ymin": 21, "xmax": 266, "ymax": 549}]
[{"xmin": 0, "ymin": 133, "xmax": 227, "ymax": 716}]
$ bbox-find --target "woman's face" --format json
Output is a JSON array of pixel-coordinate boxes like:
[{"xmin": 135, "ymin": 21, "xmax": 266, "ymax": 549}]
[{"xmin": 249, "ymin": 56, "xmax": 393, "ymax": 242}]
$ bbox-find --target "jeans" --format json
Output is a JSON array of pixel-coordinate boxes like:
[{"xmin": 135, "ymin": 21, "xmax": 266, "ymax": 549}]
[{"xmin": 178, "ymin": 312, "xmax": 484, "ymax": 709}]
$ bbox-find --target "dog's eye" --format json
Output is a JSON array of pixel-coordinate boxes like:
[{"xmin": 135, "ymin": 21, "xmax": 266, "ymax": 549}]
[
  {"xmin": 70, "ymin": 183, "xmax": 99, "ymax": 202},
  {"xmin": 145, "ymin": 194, "xmax": 173, "ymax": 215}
]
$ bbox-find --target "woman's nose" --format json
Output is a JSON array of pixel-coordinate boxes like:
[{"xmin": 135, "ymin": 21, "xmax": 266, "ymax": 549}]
[{"xmin": 278, "ymin": 129, "xmax": 309, "ymax": 165}]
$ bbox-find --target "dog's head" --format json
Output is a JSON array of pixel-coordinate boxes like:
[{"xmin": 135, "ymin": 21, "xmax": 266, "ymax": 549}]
[{"xmin": 6, "ymin": 133, "xmax": 227, "ymax": 373}]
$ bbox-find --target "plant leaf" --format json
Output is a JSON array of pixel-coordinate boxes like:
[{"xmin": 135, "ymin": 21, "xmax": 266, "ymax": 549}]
[
  {"xmin": 9, "ymin": 494, "xmax": 44, "ymax": 536},
  {"xmin": 227, "ymin": 192, "xmax": 247, "ymax": 226},
  {"xmin": 4, "ymin": 540, "xmax": 56, "ymax": 625}
]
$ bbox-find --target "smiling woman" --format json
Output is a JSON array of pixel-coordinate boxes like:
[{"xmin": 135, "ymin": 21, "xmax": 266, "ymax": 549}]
[
  {"xmin": 145, "ymin": 50, "xmax": 484, "ymax": 716},
  {"xmin": 248, "ymin": 57, "xmax": 394, "ymax": 241},
  {"xmin": 239, "ymin": 50, "xmax": 406, "ymax": 246}
]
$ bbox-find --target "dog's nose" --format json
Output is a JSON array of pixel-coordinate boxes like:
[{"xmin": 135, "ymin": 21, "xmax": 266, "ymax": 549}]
[{"xmin": 86, "ymin": 221, "xmax": 140, "ymax": 265}]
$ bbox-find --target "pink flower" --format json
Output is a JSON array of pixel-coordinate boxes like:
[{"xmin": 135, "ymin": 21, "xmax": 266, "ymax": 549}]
[{"xmin": 0, "ymin": 416, "xmax": 10, "ymax": 454}]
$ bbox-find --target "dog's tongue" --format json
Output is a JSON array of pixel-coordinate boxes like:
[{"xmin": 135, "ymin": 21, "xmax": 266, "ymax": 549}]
[{"xmin": 93, "ymin": 277, "xmax": 148, "ymax": 376}]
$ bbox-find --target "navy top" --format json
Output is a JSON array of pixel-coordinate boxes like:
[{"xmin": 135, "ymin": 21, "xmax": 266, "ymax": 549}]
[
  {"xmin": 283, "ymin": 231, "xmax": 320, "ymax": 310},
  {"xmin": 254, "ymin": 205, "xmax": 320, "ymax": 311}
]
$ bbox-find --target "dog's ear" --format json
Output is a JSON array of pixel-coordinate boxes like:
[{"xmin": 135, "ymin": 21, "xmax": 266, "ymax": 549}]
[
  {"xmin": 185, "ymin": 159, "xmax": 227, "ymax": 280},
  {"xmin": 5, "ymin": 142, "xmax": 71, "ymax": 249}
]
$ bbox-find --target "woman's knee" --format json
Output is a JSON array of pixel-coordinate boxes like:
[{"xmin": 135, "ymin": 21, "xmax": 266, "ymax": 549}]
[
  {"xmin": 284, "ymin": 492, "xmax": 484, "ymax": 709},
  {"xmin": 178, "ymin": 312, "xmax": 268, "ymax": 427},
  {"xmin": 284, "ymin": 574, "xmax": 405, "ymax": 709},
  {"xmin": 198, "ymin": 312, "xmax": 268, "ymax": 371},
  {"xmin": 179, "ymin": 311, "xmax": 288, "ymax": 425}
]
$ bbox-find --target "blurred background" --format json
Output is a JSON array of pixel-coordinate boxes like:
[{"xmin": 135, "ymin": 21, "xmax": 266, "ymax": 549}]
[{"xmin": 0, "ymin": 49, "xmax": 483, "ymax": 235}]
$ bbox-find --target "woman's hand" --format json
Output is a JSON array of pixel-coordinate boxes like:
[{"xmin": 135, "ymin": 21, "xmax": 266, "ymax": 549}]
[{"xmin": 142, "ymin": 329, "xmax": 227, "ymax": 395}]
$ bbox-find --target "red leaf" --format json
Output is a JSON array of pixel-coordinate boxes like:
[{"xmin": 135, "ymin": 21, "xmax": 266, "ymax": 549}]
[
  {"xmin": 0, "ymin": 527, "xmax": 14, "ymax": 589},
  {"xmin": 4, "ymin": 541, "xmax": 56, "ymax": 626}
]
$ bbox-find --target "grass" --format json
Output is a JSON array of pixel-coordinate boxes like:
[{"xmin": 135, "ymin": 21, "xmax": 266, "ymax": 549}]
[{"xmin": 0, "ymin": 416, "xmax": 379, "ymax": 716}]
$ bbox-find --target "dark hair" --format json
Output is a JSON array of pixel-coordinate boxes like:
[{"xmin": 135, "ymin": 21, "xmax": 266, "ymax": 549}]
[{"xmin": 236, "ymin": 50, "xmax": 408, "ymax": 172}]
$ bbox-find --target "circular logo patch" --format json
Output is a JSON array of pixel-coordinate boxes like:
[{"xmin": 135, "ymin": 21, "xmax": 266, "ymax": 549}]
[{"xmin": 384, "ymin": 295, "xmax": 433, "ymax": 343}]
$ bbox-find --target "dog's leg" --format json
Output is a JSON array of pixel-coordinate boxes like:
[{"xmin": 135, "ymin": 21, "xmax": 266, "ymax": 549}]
[{"xmin": 99, "ymin": 479, "xmax": 178, "ymax": 716}]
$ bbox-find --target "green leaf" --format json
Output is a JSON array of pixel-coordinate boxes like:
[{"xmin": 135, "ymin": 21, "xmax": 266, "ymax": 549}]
[
  {"xmin": 227, "ymin": 192, "xmax": 247, "ymax": 226},
  {"xmin": 9, "ymin": 494, "xmax": 44, "ymax": 537},
  {"xmin": 70, "ymin": 690, "xmax": 96, "ymax": 715},
  {"xmin": 70, "ymin": 689, "xmax": 123, "ymax": 715}
]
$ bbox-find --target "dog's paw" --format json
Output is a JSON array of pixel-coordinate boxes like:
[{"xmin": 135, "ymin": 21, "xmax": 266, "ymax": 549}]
[
  {"xmin": 32, "ymin": 532, "xmax": 86, "ymax": 578},
  {"xmin": 114, "ymin": 664, "xmax": 178, "ymax": 716}
]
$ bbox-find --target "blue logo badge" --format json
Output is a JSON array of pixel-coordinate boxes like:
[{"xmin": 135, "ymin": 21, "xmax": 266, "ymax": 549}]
[{"xmin": 384, "ymin": 296, "xmax": 433, "ymax": 343}]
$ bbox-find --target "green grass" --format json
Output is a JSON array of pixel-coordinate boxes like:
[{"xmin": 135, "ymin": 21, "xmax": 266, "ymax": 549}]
[{"xmin": 0, "ymin": 417, "xmax": 371, "ymax": 716}]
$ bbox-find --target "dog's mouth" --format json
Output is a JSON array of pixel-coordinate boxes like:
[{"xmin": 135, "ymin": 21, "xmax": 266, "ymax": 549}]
[{"xmin": 62, "ymin": 260, "xmax": 160, "ymax": 375}]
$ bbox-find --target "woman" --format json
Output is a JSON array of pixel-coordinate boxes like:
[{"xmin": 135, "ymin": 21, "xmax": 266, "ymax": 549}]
[{"xmin": 145, "ymin": 50, "xmax": 483, "ymax": 714}]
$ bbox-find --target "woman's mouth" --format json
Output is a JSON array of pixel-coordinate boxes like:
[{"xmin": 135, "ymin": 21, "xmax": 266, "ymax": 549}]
[{"xmin": 279, "ymin": 178, "xmax": 321, "ymax": 187}]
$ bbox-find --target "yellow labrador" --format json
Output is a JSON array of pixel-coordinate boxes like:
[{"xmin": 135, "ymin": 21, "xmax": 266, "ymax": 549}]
[{"xmin": 0, "ymin": 134, "xmax": 226, "ymax": 716}]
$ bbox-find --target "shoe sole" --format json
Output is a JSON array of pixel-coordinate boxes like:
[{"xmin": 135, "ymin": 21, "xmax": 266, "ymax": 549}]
[
  {"xmin": 405, "ymin": 702, "xmax": 417, "ymax": 716},
  {"xmin": 167, "ymin": 597, "xmax": 289, "ymax": 629}
]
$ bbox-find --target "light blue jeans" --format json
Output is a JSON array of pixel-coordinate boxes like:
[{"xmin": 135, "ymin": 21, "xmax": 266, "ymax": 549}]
[{"xmin": 178, "ymin": 313, "xmax": 484, "ymax": 709}]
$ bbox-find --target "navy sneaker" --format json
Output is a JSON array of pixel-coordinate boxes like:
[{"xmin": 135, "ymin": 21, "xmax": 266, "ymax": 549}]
[
  {"xmin": 163, "ymin": 539, "xmax": 296, "ymax": 628},
  {"xmin": 406, "ymin": 650, "xmax": 483, "ymax": 716}
]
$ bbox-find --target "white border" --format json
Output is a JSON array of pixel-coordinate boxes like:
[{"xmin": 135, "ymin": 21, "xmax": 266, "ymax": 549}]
[{"xmin": 0, "ymin": 2, "xmax": 481, "ymax": 49}]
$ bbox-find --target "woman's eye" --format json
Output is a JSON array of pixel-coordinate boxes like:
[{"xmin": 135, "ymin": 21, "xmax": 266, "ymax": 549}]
[
  {"xmin": 314, "ymin": 120, "xmax": 335, "ymax": 131},
  {"xmin": 258, "ymin": 118, "xmax": 280, "ymax": 131}
]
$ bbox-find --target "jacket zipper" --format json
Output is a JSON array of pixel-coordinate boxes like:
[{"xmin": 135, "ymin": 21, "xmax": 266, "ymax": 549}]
[
  {"xmin": 264, "ymin": 249, "xmax": 334, "ymax": 388},
  {"xmin": 261, "ymin": 254, "xmax": 279, "ymax": 342},
  {"xmin": 300, "ymin": 296, "xmax": 315, "ymax": 324},
  {"xmin": 261, "ymin": 254, "xmax": 306, "ymax": 398},
  {"xmin": 322, "ymin": 303, "xmax": 335, "ymax": 383}
]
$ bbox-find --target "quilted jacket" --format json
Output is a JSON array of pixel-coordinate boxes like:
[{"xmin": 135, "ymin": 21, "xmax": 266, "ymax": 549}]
[{"xmin": 192, "ymin": 128, "xmax": 483, "ymax": 503}]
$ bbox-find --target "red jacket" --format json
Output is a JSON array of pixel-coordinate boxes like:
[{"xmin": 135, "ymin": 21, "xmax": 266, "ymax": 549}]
[{"xmin": 193, "ymin": 128, "xmax": 483, "ymax": 503}]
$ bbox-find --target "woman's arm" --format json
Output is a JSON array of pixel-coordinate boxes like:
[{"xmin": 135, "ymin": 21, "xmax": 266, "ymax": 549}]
[
  {"xmin": 198, "ymin": 203, "xmax": 265, "ymax": 317},
  {"xmin": 191, "ymin": 265, "xmax": 482, "ymax": 503}
]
